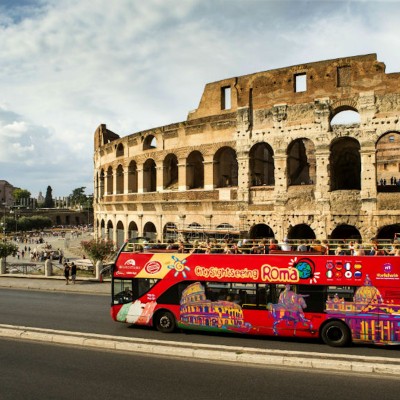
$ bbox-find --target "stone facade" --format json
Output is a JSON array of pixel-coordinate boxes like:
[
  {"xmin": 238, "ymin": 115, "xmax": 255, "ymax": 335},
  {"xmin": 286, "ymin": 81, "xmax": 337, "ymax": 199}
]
[{"xmin": 93, "ymin": 54, "xmax": 400, "ymax": 247}]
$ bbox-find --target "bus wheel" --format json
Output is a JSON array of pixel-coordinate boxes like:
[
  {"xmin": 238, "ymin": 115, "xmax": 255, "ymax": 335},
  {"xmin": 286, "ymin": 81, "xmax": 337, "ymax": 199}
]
[
  {"xmin": 321, "ymin": 321, "xmax": 351, "ymax": 347},
  {"xmin": 155, "ymin": 311, "xmax": 176, "ymax": 333}
]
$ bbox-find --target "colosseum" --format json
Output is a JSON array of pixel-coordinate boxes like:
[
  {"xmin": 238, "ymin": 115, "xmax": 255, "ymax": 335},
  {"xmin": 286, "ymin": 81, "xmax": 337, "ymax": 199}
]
[{"xmin": 93, "ymin": 53, "xmax": 400, "ymax": 248}]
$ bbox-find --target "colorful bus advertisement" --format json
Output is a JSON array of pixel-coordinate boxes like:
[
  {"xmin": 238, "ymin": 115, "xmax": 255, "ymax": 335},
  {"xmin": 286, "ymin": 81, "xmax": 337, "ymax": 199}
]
[{"xmin": 111, "ymin": 252, "xmax": 400, "ymax": 347}]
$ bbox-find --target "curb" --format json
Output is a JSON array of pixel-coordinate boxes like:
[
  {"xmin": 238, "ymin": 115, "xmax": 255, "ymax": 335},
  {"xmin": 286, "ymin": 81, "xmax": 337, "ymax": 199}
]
[{"xmin": 1, "ymin": 324, "xmax": 400, "ymax": 376}]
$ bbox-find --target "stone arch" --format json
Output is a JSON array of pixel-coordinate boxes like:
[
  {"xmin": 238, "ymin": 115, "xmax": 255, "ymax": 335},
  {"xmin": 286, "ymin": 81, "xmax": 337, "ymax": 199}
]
[
  {"xmin": 116, "ymin": 164, "xmax": 124, "ymax": 194},
  {"xmin": 143, "ymin": 134, "xmax": 157, "ymax": 150},
  {"xmin": 288, "ymin": 224, "xmax": 316, "ymax": 240},
  {"xmin": 163, "ymin": 153, "xmax": 178, "ymax": 190},
  {"xmin": 99, "ymin": 169, "xmax": 105, "ymax": 198},
  {"xmin": 249, "ymin": 142, "xmax": 275, "ymax": 186},
  {"xmin": 186, "ymin": 150, "xmax": 204, "ymax": 189},
  {"xmin": 330, "ymin": 137, "xmax": 361, "ymax": 190},
  {"xmin": 128, "ymin": 221, "xmax": 138, "ymax": 239},
  {"xmin": 143, "ymin": 159, "xmax": 157, "ymax": 192},
  {"xmin": 163, "ymin": 222, "xmax": 178, "ymax": 242},
  {"xmin": 330, "ymin": 224, "xmax": 361, "ymax": 240},
  {"xmin": 128, "ymin": 160, "xmax": 138, "ymax": 193},
  {"xmin": 249, "ymin": 223, "xmax": 274, "ymax": 239},
  {"xmin": 116, "ymin": 220, "xmax": 125, "ymax": 248},
  {"xmin": 213, "ymin": 146, "xmax": 238, "ymax": 188},
  {"xmin": 143, "ymin": 221, "xmax": 157, "ymax": 241},
  {"xmin": 330, "ymin": 102, "xmax": 360, "ymax": 127},
  {"xmin": 106, "ymin": 166, "xmax": 113, "ymax": 194},
  {"xmin": 107, "ymin": 220, "xmax": 114, "ymax": 241},
  {"xmin": 116, "ymin": 143, "xmax": 124, "ymax": 157},
  {"xmin": 376, "ymin": 131, "xmax": 400, "ymax": 192},
  {"xmin": 100, "ymin": 219, "xmax": 106, "ymax": 239},
  {"xmin": 287, "ymin": 138, "xmax": 316, "ymax": 186},
  {"xmin": 376, "ymin": 224, "xmax": 400, "ymax": 240}
]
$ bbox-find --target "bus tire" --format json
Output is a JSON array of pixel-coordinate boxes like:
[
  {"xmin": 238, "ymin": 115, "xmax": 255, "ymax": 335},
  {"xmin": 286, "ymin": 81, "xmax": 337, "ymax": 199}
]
[
  {"xmin": 154, "ymin": 310, "xmax": 176, "ymax": 333},
  {"xmin": 321, "ymin": 320, "xmax": 351, "ymax": 347}
]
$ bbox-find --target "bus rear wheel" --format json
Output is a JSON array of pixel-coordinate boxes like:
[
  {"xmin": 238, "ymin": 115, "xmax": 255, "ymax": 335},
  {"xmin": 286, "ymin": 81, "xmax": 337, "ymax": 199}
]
[
  {"xmin": 321, "ymin": 320, "xmax": 351, "ymax": 347},
  {"xmin": 155, "ymin": 311, "xmax": 176, "ymax": 333}
]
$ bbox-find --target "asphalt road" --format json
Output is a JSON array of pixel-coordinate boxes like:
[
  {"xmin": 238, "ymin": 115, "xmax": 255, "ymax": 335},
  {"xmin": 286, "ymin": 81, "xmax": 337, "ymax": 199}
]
[
  {"xmin": 1, "ymin": 288, "xmax": 400, "ymax": 359},
  {"xmin": 1, "ymin": 339, "xmax": 399, "ymax": 400}
]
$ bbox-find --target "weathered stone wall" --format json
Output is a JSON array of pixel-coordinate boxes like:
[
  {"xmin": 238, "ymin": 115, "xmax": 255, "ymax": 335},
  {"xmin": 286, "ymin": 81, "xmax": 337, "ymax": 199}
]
[{"xmin": 94, "ymin": 54, "xmax": 400, "ymax": 243}]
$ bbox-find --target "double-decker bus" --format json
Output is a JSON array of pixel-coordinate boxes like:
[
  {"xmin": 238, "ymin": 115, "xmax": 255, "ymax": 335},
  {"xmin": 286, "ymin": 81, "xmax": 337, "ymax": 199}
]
[{"xmin": 111, "ymin": 245, "xmax": 400, "ymax": 347}]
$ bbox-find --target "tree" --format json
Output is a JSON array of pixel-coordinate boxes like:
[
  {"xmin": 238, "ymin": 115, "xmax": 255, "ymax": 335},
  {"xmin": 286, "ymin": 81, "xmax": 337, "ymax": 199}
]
[
  {"xmin": 12, "ymin": 188, "xmax": 31, "ymax": 204},
  {"xmin": 0, "ymin": 241, "xmax": 18, "ymax": 259},
  {"xmin": 43, "ymin": 186, "xmax": 54, "ymax": 208},
  {"xmin": 80, "ymin": 238, "xmax": 116, "ymax": 266},
  {"xmin": 69, "ymin": 187, "xmax": 89, "ymax": 208}
]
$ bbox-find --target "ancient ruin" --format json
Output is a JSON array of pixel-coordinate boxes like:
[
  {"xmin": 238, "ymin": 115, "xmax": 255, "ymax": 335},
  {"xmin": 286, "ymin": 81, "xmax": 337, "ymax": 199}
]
[{"xmin": 93, "ymin": 53, "xmax": 400, "ymax": 246}]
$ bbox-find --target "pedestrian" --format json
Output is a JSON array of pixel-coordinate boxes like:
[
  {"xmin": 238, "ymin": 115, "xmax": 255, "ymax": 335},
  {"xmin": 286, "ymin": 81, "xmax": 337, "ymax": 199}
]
[
  {"xmin": 64, "ymin": 263, "xmax": 70, "ymax": 285},
  {"xmin": 70, "ymin": 262, "xmax": 77, "ymax": 284}
]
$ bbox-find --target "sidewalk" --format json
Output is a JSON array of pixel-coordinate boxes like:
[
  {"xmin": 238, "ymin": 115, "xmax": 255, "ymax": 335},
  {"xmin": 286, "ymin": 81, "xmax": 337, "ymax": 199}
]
[
  {"xmin": 1, "ymin": 232, "xmax": 111, "ymax": 295},
  {"xmin": 0, "ymin": 275, "xmax": 110, "ymax": 295}
]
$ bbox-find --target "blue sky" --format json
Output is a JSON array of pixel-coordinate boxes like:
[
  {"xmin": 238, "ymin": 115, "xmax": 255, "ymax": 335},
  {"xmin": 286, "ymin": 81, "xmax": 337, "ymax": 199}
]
[{"xmin": 1, "ymin": 0, "xmax": 400, "ymax": 197}]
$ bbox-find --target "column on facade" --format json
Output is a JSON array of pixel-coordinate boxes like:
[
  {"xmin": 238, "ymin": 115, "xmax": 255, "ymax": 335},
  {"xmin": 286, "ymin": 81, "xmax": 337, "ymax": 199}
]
[
  {"xmin": 203, "ymin": 155, "xmax": 215, "ymax": 190},
  {"xmin": 236, "ymin": 149, "xmax": 250, "ymax": 202},
  {"xmin": 104, "ymin": 172, "xmax": 109, "ymax": 195},
  {"xmin": 112, "ymin": 165, "xmax": 117, "ymax": 196},
  {"xmin": 156, "ymin": 164, "xmax": 163, "ymax": 192},
  {"xmin": 314, "ymin": 146, "xmax": 330, "ymax": 202},
  {"xmin": 178, "ymin": 158, "xmax": 187, "ymax": 191},
  {"xmin": 123, "ymin": 163, "xmax": 129, "ymax": 194},
  {"xmin": 272, "ymin": 150, "xmax": 288, "ymax": 202},
  {"xmin": 360, "ymin": 143, "xmax": 378, "ymax": 205},
  {"xmin": 138, "ymin": 214, "xmax": 144, "ymax": 237},
  {"xmin": 137, "ymin": 165, "xmax": 144, "ymax": 194},
  {"xmin": 157, "ymin": 214, "xmax": 163, "ymax": 242}
]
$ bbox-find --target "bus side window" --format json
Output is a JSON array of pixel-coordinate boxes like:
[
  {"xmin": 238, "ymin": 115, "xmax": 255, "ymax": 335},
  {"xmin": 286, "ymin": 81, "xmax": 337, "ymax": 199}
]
[{"xmin": 297, "ymin": 285, "xmax": 325, "ymax": 313}]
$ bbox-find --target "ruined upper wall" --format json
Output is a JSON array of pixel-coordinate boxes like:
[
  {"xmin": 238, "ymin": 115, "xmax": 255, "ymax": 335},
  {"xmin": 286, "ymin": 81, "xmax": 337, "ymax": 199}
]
[{"xmin": 188, "ymin": 54, "xmax": 400, "ymax": 120}]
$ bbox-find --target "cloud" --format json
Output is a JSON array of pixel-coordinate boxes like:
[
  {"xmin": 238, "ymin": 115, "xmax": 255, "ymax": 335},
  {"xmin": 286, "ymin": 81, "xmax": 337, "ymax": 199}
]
[{"xmin": 0, "ymin": 0, "xmax": 400, "ymax": 197}]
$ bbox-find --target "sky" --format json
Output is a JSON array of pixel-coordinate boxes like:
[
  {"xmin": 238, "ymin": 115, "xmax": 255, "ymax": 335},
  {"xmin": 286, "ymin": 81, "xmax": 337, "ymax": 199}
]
[{"xmin": 1, "ymin": 0, "xmax": 400, "ymax": 198}]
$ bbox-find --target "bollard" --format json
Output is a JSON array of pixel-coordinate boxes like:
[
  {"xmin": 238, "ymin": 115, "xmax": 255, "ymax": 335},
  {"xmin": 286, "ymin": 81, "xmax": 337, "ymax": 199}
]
[
  {"xmin": 0, "ymin": 258, "xmax": 6, "ymax": 274},
  {"xmin": 44, "ymin": 259, "xmax": 53, "ymax": 277}
]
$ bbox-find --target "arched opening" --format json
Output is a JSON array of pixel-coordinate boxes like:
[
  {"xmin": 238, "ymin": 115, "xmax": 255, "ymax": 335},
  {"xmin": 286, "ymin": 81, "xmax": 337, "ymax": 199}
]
[
  {"xmin": 376, "ymin": 224, "xmax": 400, "ymax": 240},
  {"xmin": 330, "ymin": 138, "xmax": 361, "ymax": 190},
  {"xmin": 287, "ymin": 138, "xmax": 316, "ymax": 186},
  {"xmin": 185, "ymin": 222, "xmax": 204, "ymax": 242},
  {"xmin": 100, "ymin": 219, "xmax": 105, "ymax": 239},
  {"xmin": 128, "ymin": 161, "xmax": 138, "ymax": 193},
  {"xmin": 106, "ymin": 166, "xmax": 113, "ymax": 194},
  {"xmin": 249, "ymin": 142, "xmax": 275, "ymax": 186},
  {"xmin": 213, "ymin": 146, "xmax": 238, "ymax": 188},
  {"xmin": 330, "ymin": 109, "xmax": 360, "ymax": 127},
  {"xmin": 163, "ymin": 222, "xmax": 178, "ymax": 242},
  {"xmin": 330, "ymin": 224, "xmax": 361, "ymax": 240},
  {"xmin": 99, "ymin": 169, "xmax": 105, "ymax": 198},
  {"xmin": 143, "ymin": 135, "xmax": 157, "ymax": 150},
  {"xmin": 376, "ymin": 132, "xmax": 400, "ymax": 192},
  {"xmin": 128, "ymin": 221, "xmax": 138, "ymax": 239},
  {"xmin": 249, "ymin": 224, "xmax": 274, "ymax": 239},
  {"xmin": 186, "ymin": 151, "xmax": 204, "ymax": 189},
  {"xmin": 163, "ymin": 154, "xmax": 178, "ymax": 190},
  {"xmin": 56, "ymin": 216, "xmax": 61, "ymax": 225},
  {"xmin": 116, "ymin": 164, "xmax": 124, "ymax": 194},
  {"xmin": 288, "ymin": 224, "xmax": 316, "ymax": 240},
  {"xmin": 107, "ymin": 220, "xmax": 114, "ymax": 241},
  {"xmin": 116, "ymin": 221, "xmax": 124, "ymax": 249},
  {"xmin": 143, "ymin": 159, "xmax": 157, "ymax": 192},
  {"xmin": 143, "ymin": 221, "xmax": 157, "ymax": 242},
  {"xmin": 116, "ymin": 143, "xmax": 124, "ymax": 157}
]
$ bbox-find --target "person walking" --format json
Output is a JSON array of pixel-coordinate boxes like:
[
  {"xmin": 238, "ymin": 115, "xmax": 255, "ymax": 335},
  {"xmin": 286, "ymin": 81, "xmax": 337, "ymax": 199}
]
[
  {"xmin": 63, "ymin": 263, "xmax": 70, "ymax": 285},
  {"xmin": 70, "ymin": 262, "xmax": 77, "ymax": 284}
]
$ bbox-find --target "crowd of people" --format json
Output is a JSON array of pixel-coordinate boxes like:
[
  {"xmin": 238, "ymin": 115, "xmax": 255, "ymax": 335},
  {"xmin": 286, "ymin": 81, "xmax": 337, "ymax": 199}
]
[{"xmin": 164, "ymin": 237, "xmax": 400, "ymax": 256}]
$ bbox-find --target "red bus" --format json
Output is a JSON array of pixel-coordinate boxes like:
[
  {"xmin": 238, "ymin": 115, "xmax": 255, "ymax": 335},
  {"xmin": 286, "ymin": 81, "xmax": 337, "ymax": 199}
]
[{"xmin": 111, "ymin": 247, "xmax": 400, "ymax": 347}]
